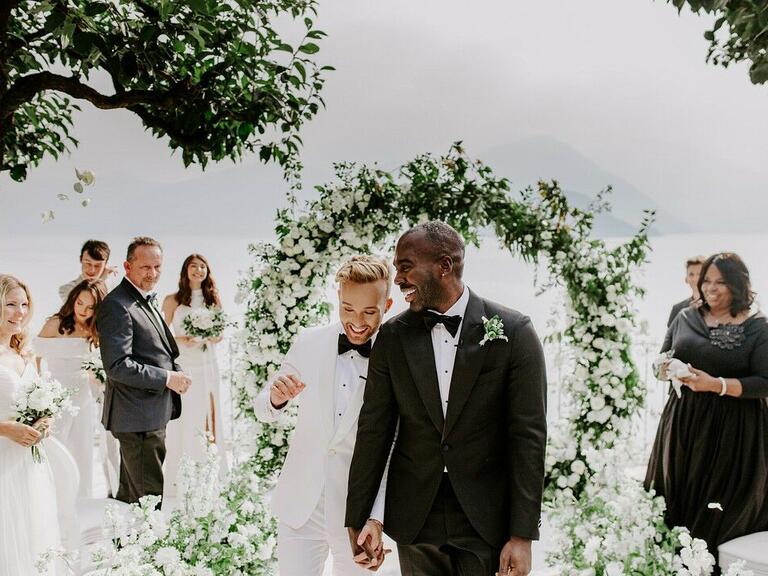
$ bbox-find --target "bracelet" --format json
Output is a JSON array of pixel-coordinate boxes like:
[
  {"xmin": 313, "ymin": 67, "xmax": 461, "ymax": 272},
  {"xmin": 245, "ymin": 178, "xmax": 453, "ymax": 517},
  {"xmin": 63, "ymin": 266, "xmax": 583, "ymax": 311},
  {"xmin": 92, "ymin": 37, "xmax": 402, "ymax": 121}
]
[{"xmin": 718, "ymin": 377, "xmax": 728, "ymax": 396}]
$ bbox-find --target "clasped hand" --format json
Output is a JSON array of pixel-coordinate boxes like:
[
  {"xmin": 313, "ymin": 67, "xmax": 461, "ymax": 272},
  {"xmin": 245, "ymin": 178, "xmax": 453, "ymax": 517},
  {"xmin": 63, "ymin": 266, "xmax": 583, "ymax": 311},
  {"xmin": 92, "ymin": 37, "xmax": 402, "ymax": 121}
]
[{"xmin": 348, "ymin": 520, "xmax": 390, "ymax": 571}]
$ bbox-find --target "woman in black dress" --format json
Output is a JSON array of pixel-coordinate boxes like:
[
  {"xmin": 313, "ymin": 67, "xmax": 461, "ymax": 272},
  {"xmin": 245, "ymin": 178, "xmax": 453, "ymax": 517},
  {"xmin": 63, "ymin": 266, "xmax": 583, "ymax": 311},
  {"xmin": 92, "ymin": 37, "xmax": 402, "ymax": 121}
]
[{"xmin": 646, "ymin": 252, "xmax": 768, "ymax": 563}]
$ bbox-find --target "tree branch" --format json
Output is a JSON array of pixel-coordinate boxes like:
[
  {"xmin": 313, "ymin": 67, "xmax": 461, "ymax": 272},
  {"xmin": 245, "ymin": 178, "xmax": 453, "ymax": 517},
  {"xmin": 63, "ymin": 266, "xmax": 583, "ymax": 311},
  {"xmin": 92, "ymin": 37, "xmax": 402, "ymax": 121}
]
[
  {"xmin": 127, "ymin": 104, "xmax": 213, "ymax": 152},
  {"xmin": 1, "ymin": 71, "xmax": 187, "ymax": 119},
  {"xmin": 0, "ymin": 0, "xmax": 23, "ymax": 41},
  {"xmin": 130, "ymin": 0, "xmax": 161, "ymax": 20}
]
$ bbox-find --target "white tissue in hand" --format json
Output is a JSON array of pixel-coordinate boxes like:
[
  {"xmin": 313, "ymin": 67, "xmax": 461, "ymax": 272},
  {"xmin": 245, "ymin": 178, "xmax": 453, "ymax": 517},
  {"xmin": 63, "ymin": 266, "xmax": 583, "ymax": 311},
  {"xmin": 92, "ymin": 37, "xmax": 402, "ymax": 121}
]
[{"xmin": 665, "ymin": 358, "xmax": 693, "ymax": 398}]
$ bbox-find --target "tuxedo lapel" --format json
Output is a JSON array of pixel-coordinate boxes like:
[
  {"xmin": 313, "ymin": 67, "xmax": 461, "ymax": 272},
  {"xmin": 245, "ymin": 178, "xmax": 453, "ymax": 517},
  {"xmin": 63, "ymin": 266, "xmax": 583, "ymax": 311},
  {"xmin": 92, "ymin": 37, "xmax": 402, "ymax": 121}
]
[
  {"xmin": 121, "ymin": 279, "xmax": 176, "ymax": 358},
  {"xmin": 399, "ymin": 311, "xmax": 444, "ymax": 434},
  {"xmin": 443, "ymin": 291, "xmax": 489, "ymax": 441},
  {"xmin": 316, "ymin": 325, "xmax": 338, "ymax": 443}
]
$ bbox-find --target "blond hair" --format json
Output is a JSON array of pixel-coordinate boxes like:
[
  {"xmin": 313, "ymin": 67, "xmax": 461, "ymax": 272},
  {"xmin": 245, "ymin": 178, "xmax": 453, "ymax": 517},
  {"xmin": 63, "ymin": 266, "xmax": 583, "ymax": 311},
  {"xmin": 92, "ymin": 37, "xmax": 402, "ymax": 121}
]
[
  {"xmin": 0, "ymin": 274, "xmax": 33, "ymax": 356},
  {"xmin": 335, "ymin": 255, "xmax": 392, "ymax": 295}
]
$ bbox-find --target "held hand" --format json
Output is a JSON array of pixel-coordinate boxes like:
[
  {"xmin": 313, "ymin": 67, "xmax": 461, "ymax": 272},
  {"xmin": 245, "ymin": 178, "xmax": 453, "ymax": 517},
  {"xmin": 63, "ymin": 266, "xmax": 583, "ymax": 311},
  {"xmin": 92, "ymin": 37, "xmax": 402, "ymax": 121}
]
[
  {"xmin": 167, "ymin": 371, "xmax": 192, "ymax": 394},
  {"xmin": 269, "ymin": 374, "xmax": 305, "ymax": 409},
  {"xmin": 354, "ymin": 520, "xmax": 389, "ymax": 571},
  {"xmin": 32, "ymin": 417, "xmax": 53, "ymax": 442},
  {"xmin": 101, "ymin": 265, "xmax": 118, "ymax": 279},
  {"xmin": 348, "ymin": 526, "xmax": 389, "ymax": 572},
  {"xmin": 498, "ymin": 537, "xmax": 532, "ymax": 576},
  {"xmin": 679, "ymin": 365, "xmax": 718, "ymax": 393},
  {"xmin": 1, "ymin": 421, "xmax": 42, "ymax": 447}
]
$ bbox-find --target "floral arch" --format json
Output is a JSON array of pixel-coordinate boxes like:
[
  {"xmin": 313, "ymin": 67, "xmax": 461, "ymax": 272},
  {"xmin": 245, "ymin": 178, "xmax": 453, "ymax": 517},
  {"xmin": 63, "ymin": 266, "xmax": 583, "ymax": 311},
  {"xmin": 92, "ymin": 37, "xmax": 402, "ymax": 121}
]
[{"xmin": 95, "ymin": 144, "xmax": 726, "ymax": 575}]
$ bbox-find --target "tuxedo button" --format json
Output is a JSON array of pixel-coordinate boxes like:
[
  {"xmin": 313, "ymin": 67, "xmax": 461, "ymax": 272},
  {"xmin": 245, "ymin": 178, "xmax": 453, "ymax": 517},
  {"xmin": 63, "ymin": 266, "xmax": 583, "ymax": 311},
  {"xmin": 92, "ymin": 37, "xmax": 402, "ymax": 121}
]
[{"xmin": 442, "ymin": 443, "xmax": 450, "ymax": 453}]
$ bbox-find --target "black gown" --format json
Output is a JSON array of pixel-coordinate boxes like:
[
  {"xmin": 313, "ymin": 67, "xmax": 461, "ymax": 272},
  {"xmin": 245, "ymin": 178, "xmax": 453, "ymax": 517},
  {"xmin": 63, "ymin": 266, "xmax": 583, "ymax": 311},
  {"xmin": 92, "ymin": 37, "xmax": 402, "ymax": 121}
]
[{"xmin": 645, "ymin": 307, "xmax": 768, "ymax": 561}]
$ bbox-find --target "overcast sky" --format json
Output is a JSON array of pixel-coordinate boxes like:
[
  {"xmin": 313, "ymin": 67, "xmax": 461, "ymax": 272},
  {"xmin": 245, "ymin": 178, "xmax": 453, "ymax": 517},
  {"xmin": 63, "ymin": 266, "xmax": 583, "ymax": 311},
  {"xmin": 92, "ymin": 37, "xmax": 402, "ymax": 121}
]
[{"xmin": 3, "ymin": 0, "xmax": 767, "ymax": 234}]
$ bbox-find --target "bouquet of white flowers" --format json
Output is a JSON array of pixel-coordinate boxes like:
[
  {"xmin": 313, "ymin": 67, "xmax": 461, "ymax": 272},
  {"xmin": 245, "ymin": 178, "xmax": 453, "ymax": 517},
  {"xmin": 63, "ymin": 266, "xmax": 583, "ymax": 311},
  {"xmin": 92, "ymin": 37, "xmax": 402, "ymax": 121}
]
[
  {"xmin": 81, "ymin": 347, "xmax": 106, "ymax": 385},
  {"xmin": 182, "ymin": 307, "xmax": 234, "ymax": 350},
  {"xmin": 14, "ymin": 370, "xmax": 77, "ymax": 463}
]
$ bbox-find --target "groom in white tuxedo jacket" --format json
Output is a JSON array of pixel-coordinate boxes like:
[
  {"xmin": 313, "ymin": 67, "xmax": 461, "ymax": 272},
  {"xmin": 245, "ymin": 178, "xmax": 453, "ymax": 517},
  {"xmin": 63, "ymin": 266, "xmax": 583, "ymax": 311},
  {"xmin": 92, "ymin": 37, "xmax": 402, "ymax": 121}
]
[{"xmin": 255, "ymin": 255, "xmax": 393, "ymax": 575}]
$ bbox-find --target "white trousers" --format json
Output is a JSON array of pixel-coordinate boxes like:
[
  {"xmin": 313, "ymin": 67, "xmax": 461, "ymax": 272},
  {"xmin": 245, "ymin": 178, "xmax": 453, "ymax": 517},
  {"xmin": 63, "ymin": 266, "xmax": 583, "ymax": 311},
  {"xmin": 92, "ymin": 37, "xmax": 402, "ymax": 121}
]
[{"xmin": 277, "ymin": 491, "xmax": 367, "ymax": 576}]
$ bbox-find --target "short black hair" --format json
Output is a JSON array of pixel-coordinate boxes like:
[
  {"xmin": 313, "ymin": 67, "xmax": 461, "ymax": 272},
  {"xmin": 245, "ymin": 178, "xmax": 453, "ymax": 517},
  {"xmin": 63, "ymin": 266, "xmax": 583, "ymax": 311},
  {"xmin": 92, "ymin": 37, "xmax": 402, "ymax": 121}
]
[
  {"xmin": 698, "ymin": 252, "xmax": 755, "ymax": 316},
  {"xmin": 402, "ymin": 221, "xmax": 465, "ymax": 278},
  {"xmin": 80, "ymin": 240, "xmax": 110, "ymax": 261}
]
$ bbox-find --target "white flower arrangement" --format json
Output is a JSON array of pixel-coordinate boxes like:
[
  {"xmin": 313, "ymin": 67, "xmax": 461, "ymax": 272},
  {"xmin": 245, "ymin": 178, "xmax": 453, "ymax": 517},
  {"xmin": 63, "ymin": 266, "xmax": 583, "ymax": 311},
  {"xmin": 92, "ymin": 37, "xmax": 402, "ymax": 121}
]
[
  {"xmin": 87, "ymin": 443, "xmax": 277, "ymax": 575},
  {"xmin": 81, "ymin": 347, "xmax": 106, "ymax": 385},
  {"xmin": 479, "ymin": 315, "xmax": 508, "ymax": 346},
  {"xmin": 183, "ymin": 307, "xmax": 234, "ymax": 351},
  {"xmin": 14, "ymin": 369, "xmax": 77, "ymax": 463}
]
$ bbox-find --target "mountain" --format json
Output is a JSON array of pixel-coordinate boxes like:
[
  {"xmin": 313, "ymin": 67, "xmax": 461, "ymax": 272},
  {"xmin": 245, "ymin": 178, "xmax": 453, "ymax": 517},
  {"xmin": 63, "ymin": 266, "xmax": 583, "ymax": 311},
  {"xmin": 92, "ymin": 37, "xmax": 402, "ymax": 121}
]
[
  {"xmin": 2, "ymin": 135, "xmax": 684, "ymax": 239},
  {"xmin": 480, "ymin": 136, "xmax": 690, "ymax": 236}
]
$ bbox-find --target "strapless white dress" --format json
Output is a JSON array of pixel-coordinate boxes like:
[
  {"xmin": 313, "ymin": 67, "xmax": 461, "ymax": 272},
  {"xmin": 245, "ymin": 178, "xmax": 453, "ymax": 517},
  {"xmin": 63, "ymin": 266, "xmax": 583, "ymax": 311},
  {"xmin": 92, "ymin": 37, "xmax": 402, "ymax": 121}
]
[
  {"xmin": 164, "ymin": 289, "xmax": 224, "ymax": 498},
  {"xmin": 0, "ymin": 363, "xmax": 73, "ymax": 575}
]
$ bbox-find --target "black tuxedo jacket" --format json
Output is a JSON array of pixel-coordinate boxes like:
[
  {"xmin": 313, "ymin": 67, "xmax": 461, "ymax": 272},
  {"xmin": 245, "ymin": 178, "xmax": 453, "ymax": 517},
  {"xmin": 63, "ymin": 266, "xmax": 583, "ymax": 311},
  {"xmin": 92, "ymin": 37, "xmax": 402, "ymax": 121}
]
[
  {"xmin": 345, "ymin": 290, "xmax": 547, "ymax": 547},
  {"xmin": 97, "ymin": 278, "xmax": 182, "ymax": 433}
]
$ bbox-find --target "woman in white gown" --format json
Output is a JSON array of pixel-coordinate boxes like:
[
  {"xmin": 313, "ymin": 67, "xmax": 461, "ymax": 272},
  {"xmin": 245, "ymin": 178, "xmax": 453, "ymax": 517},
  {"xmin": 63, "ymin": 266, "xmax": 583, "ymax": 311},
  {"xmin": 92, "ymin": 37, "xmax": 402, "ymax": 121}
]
[
  {"xmin": 162, "ymin": 254, "xmax": 224, "ymax": 499},
  {"xmin": 36, "ymin": 279, "xmax": 107, "ymax": 499},
  {"xmin": 0, "ymin": 274, "xmax": 66, "ymax": 575}
]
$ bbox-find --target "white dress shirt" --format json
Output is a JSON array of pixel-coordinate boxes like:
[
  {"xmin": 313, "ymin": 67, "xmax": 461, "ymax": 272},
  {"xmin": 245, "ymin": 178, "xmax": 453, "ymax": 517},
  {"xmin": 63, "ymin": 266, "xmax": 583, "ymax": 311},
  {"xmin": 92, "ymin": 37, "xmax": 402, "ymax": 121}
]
[
  {"xmin": 334, "ymin": 330, "xmax": 372, "ymax": 432},
  {"xmin": 428, "ymin": 285, "xmax": 470, "ymax": 417}
]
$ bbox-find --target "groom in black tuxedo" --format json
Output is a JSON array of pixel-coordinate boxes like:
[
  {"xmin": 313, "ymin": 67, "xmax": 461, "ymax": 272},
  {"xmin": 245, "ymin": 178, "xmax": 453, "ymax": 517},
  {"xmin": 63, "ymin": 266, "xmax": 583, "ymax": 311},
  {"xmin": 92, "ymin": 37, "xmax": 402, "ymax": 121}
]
[
  {"xmin": 345, "ymin": 222, "xmax": 547, "ymax": 576},
  {"xmin": 98, "ymin": 237, "xmax": 191, "ymax": 504}
]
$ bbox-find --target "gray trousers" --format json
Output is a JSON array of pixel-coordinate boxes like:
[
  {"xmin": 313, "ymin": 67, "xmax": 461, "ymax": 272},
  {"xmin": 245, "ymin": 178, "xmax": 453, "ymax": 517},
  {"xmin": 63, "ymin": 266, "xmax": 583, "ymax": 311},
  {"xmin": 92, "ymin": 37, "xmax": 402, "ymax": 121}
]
[
  {"xmin": 112, "ymin": 428, "xmax": 166, "ymax": 505},
  {"xmin": 397, "ymin": 474, "xmax": 499, "ymax": 576}
]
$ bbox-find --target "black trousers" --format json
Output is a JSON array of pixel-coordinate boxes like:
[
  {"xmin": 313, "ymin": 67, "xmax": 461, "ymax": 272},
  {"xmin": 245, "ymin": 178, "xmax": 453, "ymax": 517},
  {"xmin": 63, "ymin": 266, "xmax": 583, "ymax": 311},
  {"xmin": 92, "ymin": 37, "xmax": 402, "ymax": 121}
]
[
  {"xmin": 112, "ymin": 428, "xmax": 166, "ymax": 505},
  {"xmin": 398, "ymin": 474, "xmax": 499, "ymax": 576}
]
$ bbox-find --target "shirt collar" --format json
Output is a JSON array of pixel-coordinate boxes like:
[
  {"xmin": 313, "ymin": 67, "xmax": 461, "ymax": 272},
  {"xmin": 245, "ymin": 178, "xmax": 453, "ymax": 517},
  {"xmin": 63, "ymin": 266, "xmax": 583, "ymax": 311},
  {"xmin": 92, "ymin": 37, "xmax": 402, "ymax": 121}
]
[
  {"xmin": 428, "ymin": 284, "xmax": 469, "ymax": 318},
  {"xmin": 126, "ymin": 277, "xmax": 152, "ymax": 300}
]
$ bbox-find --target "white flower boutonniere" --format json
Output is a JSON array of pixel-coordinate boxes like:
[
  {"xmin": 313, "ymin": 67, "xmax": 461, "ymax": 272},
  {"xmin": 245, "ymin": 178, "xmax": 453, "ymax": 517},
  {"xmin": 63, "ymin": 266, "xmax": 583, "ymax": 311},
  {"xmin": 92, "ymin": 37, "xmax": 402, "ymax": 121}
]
[{"xmin": 480, "ymin": 315, "xmax": 508, "ymax": 346}]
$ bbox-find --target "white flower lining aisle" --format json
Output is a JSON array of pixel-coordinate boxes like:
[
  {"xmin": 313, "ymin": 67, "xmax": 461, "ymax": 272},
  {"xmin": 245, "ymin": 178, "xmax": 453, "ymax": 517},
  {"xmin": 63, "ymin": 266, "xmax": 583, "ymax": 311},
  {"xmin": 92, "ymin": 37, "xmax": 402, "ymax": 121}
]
[{"xmin": 76, "ymin": 145, "xmax": 753, "ymax": 575}]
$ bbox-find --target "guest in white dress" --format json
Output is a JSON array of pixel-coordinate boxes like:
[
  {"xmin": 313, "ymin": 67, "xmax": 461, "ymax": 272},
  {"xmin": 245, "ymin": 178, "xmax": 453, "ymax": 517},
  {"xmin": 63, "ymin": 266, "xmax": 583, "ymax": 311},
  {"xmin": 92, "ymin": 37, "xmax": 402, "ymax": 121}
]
[
  {"xmin": 0, "ymin": 274, "xmax": 67, "ymax": 575},
  {"xmin": 162, "ymin": 254, "xmax": 223, "ymax": 498},
  {"xmin": 36, "ymin": 279, "xmax": 107, "ymax": 498}
]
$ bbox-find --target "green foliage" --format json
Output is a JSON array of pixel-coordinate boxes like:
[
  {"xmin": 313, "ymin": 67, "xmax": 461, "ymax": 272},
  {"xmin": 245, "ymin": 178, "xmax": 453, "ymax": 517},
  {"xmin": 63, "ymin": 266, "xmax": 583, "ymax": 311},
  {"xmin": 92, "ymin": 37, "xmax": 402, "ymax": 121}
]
[
  {"xmin": 669, "ymin": 0, "xmax": 768, "ymax": 84},
  {"xmin": 0, "ymin": 0, "xmax": 330, "ymax": 182}
]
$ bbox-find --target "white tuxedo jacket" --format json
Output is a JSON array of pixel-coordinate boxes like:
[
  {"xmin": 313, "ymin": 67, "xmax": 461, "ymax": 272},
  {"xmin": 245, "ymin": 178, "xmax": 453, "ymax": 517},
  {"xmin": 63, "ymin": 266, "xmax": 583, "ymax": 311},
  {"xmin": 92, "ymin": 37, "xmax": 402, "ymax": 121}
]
[{"xmin": 254, "ymin": 322, "xmax": 387, "ymax": 531}]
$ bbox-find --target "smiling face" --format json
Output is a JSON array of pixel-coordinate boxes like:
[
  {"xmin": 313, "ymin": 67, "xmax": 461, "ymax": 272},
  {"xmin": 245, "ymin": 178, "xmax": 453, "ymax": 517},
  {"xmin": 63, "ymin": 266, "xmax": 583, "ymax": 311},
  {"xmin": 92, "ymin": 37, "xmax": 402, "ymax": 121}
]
[
  {"xmin": 73, "ymin": 289, "xmax": 97, "ymax": 324},
  {"xmin": 186, "ymin": 257, "xmax": 208, "ymax": 286},
  {"xmin": 393, "ymin": 232, "xmax": 445, "ymax": 313},
  {"xmin": 81, "ymin": 253, "xmax": 107, "ymax": 280},
  {"xmin": 124, "ymin": 245, "xmax": 163, "ymax": 292},
  {"xmin": 338, "ymin": 279, "xmax": 392, "ymax": 345},
  {"xmin": 701, "ymin": 263, "xmax": 733, "ymax": 315},
  {"xmin": 1, "ymin": 287, "xmax": 30, "ymax": 339}
]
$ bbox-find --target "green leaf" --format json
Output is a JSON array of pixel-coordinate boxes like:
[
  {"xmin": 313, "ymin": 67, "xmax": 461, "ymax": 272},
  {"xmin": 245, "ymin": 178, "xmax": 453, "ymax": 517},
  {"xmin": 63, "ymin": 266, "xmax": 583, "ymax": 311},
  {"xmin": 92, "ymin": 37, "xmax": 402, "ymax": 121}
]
[
  {"xmin": 84, "ymin": 3, "xmax": 109, "ymax": 17},
  {"xmin": 298, "ymin": 42, "xmax": 320, "ymax": 55}
]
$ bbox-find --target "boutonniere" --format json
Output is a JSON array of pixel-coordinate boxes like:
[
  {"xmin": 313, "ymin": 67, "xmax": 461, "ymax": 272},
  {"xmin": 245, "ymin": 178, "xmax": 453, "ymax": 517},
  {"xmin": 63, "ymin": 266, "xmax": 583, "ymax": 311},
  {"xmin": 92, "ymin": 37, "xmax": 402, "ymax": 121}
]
[{"xmin": 479, "ymin": 315, "xmax": 508, "ymax": 346}]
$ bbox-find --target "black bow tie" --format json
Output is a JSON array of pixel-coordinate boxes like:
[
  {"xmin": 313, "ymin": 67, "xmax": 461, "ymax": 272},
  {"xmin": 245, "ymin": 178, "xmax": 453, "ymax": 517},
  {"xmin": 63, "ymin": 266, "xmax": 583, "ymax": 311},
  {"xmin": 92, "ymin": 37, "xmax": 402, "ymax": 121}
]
[
  {"xmin": 423, "ymin": 311, "xmax": 462, "ymax": 337},
  {"xmin": 338, "ymin": 334, "xmax": 372, "ymax": 358}
]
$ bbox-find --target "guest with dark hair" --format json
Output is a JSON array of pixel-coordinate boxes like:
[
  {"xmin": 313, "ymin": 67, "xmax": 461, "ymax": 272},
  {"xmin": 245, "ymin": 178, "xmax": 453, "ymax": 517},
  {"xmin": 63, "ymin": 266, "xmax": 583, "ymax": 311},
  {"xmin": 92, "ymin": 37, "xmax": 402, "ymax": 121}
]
[
  {"xmin": 646, "ymin": 252, "xmax": 768, "ymax": 565},
  {"xmin": 161, "ymin": 253, "xmax": 224, "ymax": 498},
  {"xmin": 36, "ymin": 279, "xmax": 107, "ymax": 497},
  {"xmin": 59, "ymin": 239, "xmax": 118, "ymax": 301},
  {"xmin": 667, "ymin": 255, "xmax": 706, "ymax": 327}
]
